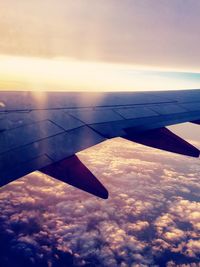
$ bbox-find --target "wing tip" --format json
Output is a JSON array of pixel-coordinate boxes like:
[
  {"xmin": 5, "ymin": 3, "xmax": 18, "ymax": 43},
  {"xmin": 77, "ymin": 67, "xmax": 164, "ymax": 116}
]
[{"xmin": 99, "ymin": 188, "xmax": 109, "ymax": 199}]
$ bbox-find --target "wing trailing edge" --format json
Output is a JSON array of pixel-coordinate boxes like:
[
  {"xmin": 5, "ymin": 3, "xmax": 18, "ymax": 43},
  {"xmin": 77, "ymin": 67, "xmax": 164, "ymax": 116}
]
[
  {"xmin": 40, "ymin": 155, "xmax": 108, "ymax": 199},
  {"xmin": 123, "ymin": 127, "xmax": 200, "ymax": 158}
]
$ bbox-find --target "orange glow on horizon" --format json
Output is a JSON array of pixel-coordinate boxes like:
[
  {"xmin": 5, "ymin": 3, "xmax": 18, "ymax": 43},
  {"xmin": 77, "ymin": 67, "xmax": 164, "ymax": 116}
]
[{"xmin": 0, "ymin": 55, "xmax": 200, "ymax": 92}]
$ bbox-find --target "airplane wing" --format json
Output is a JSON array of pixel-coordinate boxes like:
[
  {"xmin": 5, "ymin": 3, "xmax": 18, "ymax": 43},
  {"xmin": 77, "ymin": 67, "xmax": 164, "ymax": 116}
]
[{"xmin": 0, "ymin": 90, "xmax": 200, "ymax": 199}]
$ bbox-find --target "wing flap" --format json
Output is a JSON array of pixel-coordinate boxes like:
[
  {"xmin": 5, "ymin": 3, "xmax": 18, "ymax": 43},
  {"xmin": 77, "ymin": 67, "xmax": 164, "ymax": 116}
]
[
  {"xmin": 0, "ymin": 126, "xmax": 105, "ymax": 186},
  {"xmin": 40, "ymin": 155, "xmax": 108, "ymax": 199},
  {"xmin": 0, "ymin": 155, "xmax": 52, "ymax": 186},
  {"xmin": 123, "ymin": 127, "xmax": 200, "ymax": 158},
  {"xmin": 0, "ymin": 120, "xmax": 64, "ymax": 154}
]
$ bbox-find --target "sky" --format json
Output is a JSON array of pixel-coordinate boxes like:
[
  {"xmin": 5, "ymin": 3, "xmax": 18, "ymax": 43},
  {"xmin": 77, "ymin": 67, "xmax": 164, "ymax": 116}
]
[{"xmin": 0, "ymin": 0, "xmax": 200, "ymax": 91}]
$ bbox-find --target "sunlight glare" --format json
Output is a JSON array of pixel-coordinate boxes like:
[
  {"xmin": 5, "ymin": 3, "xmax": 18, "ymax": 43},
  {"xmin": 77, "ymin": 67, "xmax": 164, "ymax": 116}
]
[{"xmin": 0, "ymin": 55, "xmax": 200, "ymax": 92}]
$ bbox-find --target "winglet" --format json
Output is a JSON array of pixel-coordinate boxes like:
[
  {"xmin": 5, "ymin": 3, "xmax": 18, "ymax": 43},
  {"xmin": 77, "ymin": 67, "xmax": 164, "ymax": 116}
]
[
  {"xmin": 40, "ymin": 155, "xmax": 108, "ymax": 199},
  {"xmin": 123, "ymin": 127, "xmax": 200, "ymax": 158}
]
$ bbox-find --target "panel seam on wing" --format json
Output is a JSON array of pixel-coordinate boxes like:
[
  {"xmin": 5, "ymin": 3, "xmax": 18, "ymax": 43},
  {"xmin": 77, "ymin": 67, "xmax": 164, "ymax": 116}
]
[
  {"xmin": 0, "ymin": 131, "xmax": 66, "ymax": 156},
  {"xmin": 66, "ymin": 112, "xmax": 108, "ymax": 139}
]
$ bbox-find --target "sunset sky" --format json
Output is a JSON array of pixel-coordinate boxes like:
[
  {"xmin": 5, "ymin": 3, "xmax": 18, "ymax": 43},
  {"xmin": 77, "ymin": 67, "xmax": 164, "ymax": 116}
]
[{"xmin": 1, "ymin": 0, "xmax": 200, "ymax": 91}]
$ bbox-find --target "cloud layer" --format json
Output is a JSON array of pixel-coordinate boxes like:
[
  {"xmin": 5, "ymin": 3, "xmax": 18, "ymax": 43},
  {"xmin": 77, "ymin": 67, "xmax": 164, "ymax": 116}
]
[{"xmin": 0, "ymin": 134, "xmax": 200, "ymax": 266}]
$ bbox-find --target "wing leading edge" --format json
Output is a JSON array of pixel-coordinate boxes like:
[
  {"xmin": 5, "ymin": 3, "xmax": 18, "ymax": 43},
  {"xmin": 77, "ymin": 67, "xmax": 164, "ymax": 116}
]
[{"xmin": 0, "ymin": 90, "xmax": 200, "ymax": 199}]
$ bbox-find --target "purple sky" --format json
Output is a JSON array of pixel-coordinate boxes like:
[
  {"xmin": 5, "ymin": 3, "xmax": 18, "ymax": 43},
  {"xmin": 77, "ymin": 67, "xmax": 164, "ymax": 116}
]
[
  {"xmin": 0, "ymin": 0, "xmax": 200, "ymax": 70},
  {"xmin": 1, "ymin": 1, "xmax": 200, "ymax": 91}
]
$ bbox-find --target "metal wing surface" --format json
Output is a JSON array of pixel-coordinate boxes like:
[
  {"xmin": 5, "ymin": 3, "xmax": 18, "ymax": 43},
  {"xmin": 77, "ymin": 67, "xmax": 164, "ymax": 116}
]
[{"xmin": 0, "ymin": 90, "xmax": 200, "ymax": 198}]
